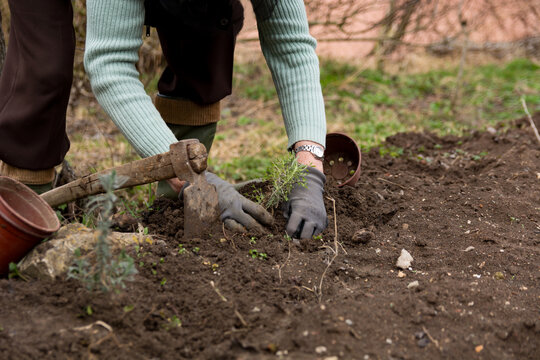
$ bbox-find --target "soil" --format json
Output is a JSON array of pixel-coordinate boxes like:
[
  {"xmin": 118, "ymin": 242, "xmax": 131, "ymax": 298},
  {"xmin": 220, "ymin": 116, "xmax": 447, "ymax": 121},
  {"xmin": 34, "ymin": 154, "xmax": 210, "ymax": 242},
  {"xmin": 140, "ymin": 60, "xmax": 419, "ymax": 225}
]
[{"xmin": 1, "ymin": 115, "xmax": 539, "ymax": 360}]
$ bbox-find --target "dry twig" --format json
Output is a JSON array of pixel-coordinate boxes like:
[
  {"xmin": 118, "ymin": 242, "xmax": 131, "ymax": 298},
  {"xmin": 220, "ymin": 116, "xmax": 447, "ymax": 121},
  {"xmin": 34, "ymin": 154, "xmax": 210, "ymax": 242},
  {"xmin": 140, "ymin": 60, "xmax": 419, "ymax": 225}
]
[
  {"xmin": 210, "ymin": 280, "xmax": 228, "ymax": 302},
  {"xmin": 234, "ymin": 308, "xmax": 248, "ymax": 327},
  {"xmin": 521, "ymin": 97, "xmax": 540, "ymax": 146},
  {"xmin": 422, "ymin": 326, "xmax": 442, "ymax": 351},
  {"xmin": 377, "ymin": 177, "xmax": 408, "ymax": 190},
  {"xmin": 277, "ymin": 237, "xmax": 292, "ymax": 284},
  {"xmin": 222, "ymin": 223, "xmax": 237, "ymax": 250},
  {"xmin": 316, "ymin": 196, "xmax": 339, "ymax": 302}
]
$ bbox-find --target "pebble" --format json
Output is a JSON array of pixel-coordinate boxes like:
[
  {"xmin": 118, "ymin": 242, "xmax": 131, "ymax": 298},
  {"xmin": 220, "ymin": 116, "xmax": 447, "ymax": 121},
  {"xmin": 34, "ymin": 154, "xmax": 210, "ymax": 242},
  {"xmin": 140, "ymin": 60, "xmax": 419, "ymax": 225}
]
[
  {"xmin": 352, "ymin": 229, "xmax": 375, "ymax": 244},
  {"xmin": 464, "ymin": 246, "xmax": 475, "ymax": 252},
  {"xmin": 417, "ymin": 337, "xmax": 430, "ymax": 348},
  {"xmin": 507, "ymin": 266, "xmax": 519, "ymax": 275},
  {"xmin": 494, "ymin": 272, "xmax": 505, "ymax": 280},
  {"xmin": 324, "ymin": 357, "xmax": 339, "ymax": 360},
  {"xmin": 315, "ymin": 346, "xmax": 327, "ymax": 354},
  {"xmin": 345, "ymin": 319, "xmax": 354, "ymax": 326},
  {"xmin": 396, "ymin": 249, "xmax": 414, "ymax": 269},
  {"xmin": 408, "ymin": 280, "xmax": 420, "ymax": 289},
  {"xmin": 398, "ymin": 271, "xmax": 406, "ymax": 278}
]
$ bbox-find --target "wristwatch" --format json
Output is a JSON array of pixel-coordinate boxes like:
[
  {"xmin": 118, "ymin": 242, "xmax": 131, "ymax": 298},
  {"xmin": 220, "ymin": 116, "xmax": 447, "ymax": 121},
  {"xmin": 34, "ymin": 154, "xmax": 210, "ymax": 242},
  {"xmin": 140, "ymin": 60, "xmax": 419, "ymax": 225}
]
[{"xmin": 293, "ymin": 144, "xmax": 325, "ymax": 160}]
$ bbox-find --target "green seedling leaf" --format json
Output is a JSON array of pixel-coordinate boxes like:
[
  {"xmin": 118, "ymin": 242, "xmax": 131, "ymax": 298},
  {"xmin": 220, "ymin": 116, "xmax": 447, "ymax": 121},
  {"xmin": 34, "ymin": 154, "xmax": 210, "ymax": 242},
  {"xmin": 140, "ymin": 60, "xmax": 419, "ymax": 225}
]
[
  {"xmin": 8, "ymin": 262, "xmax": 28, "ymax": 281},
  {"xmin": 178, "ymin": 244, "xmax": 186, "ymax": 254}
]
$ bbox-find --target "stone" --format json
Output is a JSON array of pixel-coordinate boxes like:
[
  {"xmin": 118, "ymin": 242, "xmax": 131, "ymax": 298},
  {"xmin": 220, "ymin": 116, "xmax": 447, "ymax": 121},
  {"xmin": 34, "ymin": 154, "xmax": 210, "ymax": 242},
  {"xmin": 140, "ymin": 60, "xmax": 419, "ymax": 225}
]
[
  {"xmin": 351, "ymin": 229, "xmax": 374, "ymax": 244},
  {"xmin": 396, "ymin": 249, "xmax": 413, "ymax": 269},
  {"xmin": 18, "ymin": 223, "xmax": 149, "ymax": 280},
  {"xmin": 494, "ymin": 272, "xmax": 505, "ymax": 280}
]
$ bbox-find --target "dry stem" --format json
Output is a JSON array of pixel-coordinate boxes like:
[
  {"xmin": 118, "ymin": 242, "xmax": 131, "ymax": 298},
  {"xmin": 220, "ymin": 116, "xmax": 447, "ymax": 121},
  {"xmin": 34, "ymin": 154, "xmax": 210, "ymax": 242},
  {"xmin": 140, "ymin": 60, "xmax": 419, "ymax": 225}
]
[
  {"xmin": 316, "ymin": 196, "xmax": 339, "ymax": 302},
  {"xmin": 278, "ymin": 237, "xmax": 292, "ymax": 284},
  {"xmin": 422, "ymin": 326, "xmax": 442, "ymax": 351},
  {"xmin": 521, "ymin": 97, "xmax": 540, "ymax": 146},
  {"xmin": 210, "ymin": 281, "xmax": 228, "ymax": 302},
  {"xmin": 377, "ymin": 177, "xmax": 408, "ymax": 190},
  {"xmin": 234, "ymin": 309, "xmax": 248, "ymax": 327}
]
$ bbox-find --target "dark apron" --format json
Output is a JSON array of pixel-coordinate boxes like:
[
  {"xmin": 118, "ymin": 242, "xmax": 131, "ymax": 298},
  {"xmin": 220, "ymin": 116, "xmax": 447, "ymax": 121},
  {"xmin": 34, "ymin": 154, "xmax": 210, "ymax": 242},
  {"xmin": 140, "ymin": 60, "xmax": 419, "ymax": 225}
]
[{"xmin": 145, "ymin": 0, "xmax": 245, "ymax": 105}]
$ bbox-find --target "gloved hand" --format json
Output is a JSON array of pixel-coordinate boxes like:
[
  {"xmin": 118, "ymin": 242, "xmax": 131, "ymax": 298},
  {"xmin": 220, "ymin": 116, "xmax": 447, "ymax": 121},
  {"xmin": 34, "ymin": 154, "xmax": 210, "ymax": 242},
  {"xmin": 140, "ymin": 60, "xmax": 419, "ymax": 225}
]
[
  {"xmin": 205, "ymin": 172, "xmax": 274, "ymax": 233},
  {"xmin": 282, "ymin": 168, "xmax": 327, "ymax": 239}
]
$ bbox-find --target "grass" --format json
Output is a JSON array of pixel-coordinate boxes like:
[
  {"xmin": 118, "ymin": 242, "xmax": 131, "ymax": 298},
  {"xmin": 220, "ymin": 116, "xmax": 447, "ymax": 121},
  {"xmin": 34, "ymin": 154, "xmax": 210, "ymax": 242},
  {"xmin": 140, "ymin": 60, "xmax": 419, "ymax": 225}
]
[{"xmin": 66, "ymin": 56, "xmax": 539, "ymax": 213}]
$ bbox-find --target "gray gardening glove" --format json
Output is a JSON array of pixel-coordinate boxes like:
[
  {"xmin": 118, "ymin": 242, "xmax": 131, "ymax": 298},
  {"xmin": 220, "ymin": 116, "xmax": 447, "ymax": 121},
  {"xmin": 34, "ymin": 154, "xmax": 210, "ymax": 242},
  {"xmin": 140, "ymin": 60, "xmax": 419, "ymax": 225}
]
[
  {"xmin": 205, "ymin": 172, "xmax": 274, "ymax": 233},
  {"xmin": 282, "ymin": 168, "xmax": 328, "ymax": 239}
]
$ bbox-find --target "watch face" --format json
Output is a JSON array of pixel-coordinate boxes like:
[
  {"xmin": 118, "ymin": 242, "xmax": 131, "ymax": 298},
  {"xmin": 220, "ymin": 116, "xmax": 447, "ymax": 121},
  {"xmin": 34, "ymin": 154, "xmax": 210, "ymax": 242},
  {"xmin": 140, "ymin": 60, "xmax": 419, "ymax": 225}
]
[{"xmin": 313, "ymin": 146, "xmax": 324, "ymax": 158}]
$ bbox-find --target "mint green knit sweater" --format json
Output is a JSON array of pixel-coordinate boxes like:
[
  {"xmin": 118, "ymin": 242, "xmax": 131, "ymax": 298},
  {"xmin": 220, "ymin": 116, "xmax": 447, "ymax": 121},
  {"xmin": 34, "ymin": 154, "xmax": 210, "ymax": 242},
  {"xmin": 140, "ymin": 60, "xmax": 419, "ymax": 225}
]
[{"xmin": 85, "ymin": 0, "xmax": 326, "ymax": 158}]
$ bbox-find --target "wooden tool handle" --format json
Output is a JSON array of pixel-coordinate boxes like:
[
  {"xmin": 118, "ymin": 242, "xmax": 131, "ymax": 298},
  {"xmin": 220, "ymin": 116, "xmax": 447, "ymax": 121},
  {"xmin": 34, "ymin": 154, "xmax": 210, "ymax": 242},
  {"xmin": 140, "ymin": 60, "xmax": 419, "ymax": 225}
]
[{"xmin": 41, "ymin": 152, "xmax": 176, "ymax": 208}]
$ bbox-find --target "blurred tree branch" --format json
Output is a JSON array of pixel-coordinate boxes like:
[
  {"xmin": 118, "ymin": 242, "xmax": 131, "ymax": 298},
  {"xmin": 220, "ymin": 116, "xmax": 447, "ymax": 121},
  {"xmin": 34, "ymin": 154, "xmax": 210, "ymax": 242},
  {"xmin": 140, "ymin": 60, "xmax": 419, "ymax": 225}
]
[{"xmin": 303, "ymin": 0, "xmax": 540, "ymax": 66}]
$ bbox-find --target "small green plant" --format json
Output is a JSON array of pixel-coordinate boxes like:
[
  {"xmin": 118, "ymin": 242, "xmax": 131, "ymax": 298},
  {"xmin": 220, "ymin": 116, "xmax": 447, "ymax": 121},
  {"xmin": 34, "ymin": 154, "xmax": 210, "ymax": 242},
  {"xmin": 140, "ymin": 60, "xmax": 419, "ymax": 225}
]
[
  {"xmin": 256, "ymin": 153, "xmax": 308, "ymax": 209},
  {"xmin": 163, "ymin": 315, "xmax": 182, "ymax": 330},
  {"xmin": 177, "ymin": 244, "xmax": 186, "ymax": 254},
  {"xmin": 249, "ymin": 237, "xmax": 257, "ymax": 245},
  {"xmin": 68, "ymin": 171, "xmax": 138, "ymax": 292},
  {"xmin": 8, "ymin": 262, "xmax": 28, "ymax": 281},
  {"xmin": 249, "ymin": 249, "xmax": 268, "ymax": 260},
  {"xmin": 192, "ymin": 247, "xmax": 200, "ymax": 254},
  {"xmin": 472, "ymin": 151, "xmax": 488, "ymax": 161},
  {"xmin": 379, "ymin": 145, "xmax": 404, "ymax": 158}
]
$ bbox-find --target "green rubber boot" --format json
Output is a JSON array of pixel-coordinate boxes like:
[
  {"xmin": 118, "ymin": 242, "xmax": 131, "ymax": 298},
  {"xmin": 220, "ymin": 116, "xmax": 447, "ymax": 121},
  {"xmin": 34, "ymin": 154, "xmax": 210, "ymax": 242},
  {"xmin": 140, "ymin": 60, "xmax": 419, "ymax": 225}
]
[
  {"xmin": 26, "ymin": 182, "xmax": 54, "ymax": 195},
  {"xmin": 156, "ymin": 123, "xmax": 217, "ymax": 199}
]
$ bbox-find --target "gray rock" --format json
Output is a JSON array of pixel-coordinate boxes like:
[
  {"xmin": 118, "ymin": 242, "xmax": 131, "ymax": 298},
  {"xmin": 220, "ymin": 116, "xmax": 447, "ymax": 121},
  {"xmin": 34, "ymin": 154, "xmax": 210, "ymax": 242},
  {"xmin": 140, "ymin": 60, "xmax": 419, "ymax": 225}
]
[{"xmin": 18, "ymin": 223, "xmax": 150, "ymax": 280}]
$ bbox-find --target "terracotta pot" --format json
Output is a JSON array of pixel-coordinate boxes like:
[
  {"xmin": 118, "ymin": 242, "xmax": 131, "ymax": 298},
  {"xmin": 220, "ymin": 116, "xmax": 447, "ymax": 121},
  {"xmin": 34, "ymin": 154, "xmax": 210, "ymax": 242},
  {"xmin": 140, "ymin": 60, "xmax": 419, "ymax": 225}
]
[
  {"xmin": 0, "ymin": 176, "xmax": 60, "ymax": 276},
  {"xmin": 324, "ymin": 133, "xmax": 362, "ymax": 187}
]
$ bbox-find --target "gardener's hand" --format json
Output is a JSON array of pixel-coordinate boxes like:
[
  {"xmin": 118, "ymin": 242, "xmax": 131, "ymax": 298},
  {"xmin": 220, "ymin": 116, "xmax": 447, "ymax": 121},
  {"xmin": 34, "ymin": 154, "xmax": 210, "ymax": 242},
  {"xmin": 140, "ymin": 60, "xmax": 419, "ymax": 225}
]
[
  {"xmin": 205, "ymin": 172, "xmax": 274, "ymax": 233},
  {"xmin": 282, "ymin": 168, "xmax": 327, "ymax": 239}
]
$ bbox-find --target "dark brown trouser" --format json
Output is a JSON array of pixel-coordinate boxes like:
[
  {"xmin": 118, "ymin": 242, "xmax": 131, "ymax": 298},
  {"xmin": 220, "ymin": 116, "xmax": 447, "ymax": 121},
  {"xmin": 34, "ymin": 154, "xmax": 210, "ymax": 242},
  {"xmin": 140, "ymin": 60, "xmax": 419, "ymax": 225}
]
[
  {"xmin": 0, "ymin": 0, "xmax": 243, "ymax": 170},
  {"xmin": 151, "ymin": 0, "xmax": 245, "ymax": 104},
  {"xmin": 0, "ymin": 0, "xmax": 75, "ymax": 170}
]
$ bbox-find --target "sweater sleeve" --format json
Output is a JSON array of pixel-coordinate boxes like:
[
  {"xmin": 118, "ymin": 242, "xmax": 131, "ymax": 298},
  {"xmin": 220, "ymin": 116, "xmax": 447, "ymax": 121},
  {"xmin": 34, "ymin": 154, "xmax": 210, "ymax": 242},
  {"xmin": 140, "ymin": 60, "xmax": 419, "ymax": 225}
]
[
  {"xmin": 253, "ymin": 0, "xmax": 327, "ymax": 149},
  {"xmin": 84, "ymin": 0, "xmax": 178, "ymax": 158}
]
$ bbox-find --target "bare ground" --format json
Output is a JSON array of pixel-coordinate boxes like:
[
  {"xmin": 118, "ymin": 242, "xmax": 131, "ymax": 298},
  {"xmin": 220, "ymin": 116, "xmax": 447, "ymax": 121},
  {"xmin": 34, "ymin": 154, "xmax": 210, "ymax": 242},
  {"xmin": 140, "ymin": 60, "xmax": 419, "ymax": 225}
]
[{"xmin": 0, "ymin": 114, "xmax": 539, "ymax": 360}]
